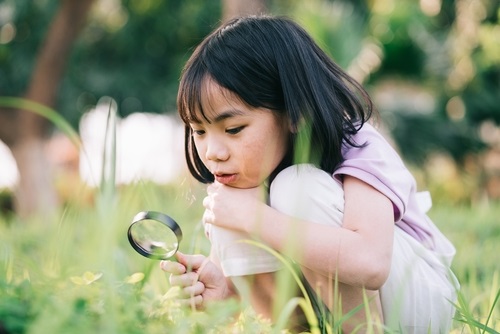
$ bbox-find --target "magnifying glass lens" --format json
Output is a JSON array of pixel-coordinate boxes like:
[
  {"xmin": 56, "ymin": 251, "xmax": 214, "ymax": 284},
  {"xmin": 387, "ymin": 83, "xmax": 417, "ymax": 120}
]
[{"xmin": 128, "ymin": 211, "xmax": 182, "ymax": 260}]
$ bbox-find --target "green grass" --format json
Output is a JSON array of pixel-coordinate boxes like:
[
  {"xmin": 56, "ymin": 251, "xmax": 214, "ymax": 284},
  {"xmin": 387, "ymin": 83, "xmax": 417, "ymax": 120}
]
[
  {"xmin": 428, "ymin": 203, "xmax": 500, "ymax": 334},
  {"xmin": 0, "ymin": 99, "xmax": 498, "ymax": 333},
  {"xmin": 0, "ymin": 180, "xmax": 499, "ymax": 333}
]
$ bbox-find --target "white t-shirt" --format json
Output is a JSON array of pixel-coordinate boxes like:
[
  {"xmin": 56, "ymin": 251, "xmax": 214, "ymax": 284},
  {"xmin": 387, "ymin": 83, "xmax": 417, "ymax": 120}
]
[{"xmin": 206, "ymin": 164, "xmax": 344, "ymax": 277}]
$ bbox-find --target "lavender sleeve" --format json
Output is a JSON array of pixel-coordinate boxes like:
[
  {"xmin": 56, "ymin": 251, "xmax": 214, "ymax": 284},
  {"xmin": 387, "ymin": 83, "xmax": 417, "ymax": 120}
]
[
  {"xmin": 333, "ymin": 123, "xmax": 435, "ymax": 246},
  {"xmin": 333, "ymin": 123, "xmax": 414, "ymax": 222}
]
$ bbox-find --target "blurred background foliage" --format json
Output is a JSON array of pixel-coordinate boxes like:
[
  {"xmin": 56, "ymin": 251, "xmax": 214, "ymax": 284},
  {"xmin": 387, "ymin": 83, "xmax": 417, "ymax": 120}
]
[
  {"xmin": 1, "ymin": 0, "xmax": 221, "ymax": 123},
  {"xmin": 0, "ymin": 1, "xmax": 499, "ymax": 333},
  {"xmin": 0, "ymin": 0, "xmax": 499, "ymax": 211}
]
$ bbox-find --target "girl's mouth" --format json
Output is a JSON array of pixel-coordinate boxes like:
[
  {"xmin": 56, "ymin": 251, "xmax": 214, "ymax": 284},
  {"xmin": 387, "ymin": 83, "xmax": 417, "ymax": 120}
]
[{"xmin": 214, "ymin": 173, "xmax": 237, "ymax": 185}]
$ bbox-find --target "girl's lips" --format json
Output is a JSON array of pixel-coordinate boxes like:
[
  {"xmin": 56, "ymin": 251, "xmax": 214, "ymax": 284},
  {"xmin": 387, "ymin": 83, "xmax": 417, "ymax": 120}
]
[{"xmin": 214, "ymin": 174, "xmax": 237, "ymax": 185}]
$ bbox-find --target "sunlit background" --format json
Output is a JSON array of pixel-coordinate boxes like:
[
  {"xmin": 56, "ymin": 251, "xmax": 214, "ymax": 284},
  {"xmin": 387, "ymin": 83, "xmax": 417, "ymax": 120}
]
[
  {"xmin": 0, "ymin": 105, "xmax": 185, "ymax": 188},
  {"xmin": 0, "ymin": 1, "xmax": 499, "ymax": 333},
  {"xmin": 1, "ymin": 0, "xmax": 498, "ymax": 215},
  {"xmin": 1, "ymin": 0, "xmax": 499, "ymax": 209}
]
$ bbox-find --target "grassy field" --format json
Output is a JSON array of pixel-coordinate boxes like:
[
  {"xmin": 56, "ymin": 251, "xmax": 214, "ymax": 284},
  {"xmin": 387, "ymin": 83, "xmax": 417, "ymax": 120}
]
[
  {"xmin": 429, "ymin": 201, "xmax": 500, "ymax": 333},
  {"xmin": 0, "ymin": 180, "xmax": 499, "ymax": 333}
]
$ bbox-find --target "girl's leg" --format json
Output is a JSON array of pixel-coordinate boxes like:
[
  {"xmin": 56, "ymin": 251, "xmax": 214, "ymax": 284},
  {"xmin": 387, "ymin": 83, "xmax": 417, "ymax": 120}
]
[
  {"xmin": 381, "ymin": 227, "xmax": 458, "ymax": 333},
  {"xmin": 270, "ymin": 164, "xmax": 384, "ymax": 332}
]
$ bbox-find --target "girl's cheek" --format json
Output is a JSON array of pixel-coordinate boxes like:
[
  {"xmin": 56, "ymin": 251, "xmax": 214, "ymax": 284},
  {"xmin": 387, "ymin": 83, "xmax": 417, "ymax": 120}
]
[{"xmin": 194, "ymin": 143, "xmax": 207, "ymax": 161}]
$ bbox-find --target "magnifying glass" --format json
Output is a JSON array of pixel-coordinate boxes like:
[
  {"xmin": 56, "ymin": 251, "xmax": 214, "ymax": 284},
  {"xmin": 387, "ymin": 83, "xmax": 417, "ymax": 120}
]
[{"xmin": 127, "ymin": 211, "xmax": 183, "ymax": 260}]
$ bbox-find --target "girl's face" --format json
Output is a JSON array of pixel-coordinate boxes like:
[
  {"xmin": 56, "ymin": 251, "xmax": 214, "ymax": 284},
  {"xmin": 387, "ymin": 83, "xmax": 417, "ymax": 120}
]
[{"xmin": 189, "ymin": 80, "xmax": 290, "ymax": 189}]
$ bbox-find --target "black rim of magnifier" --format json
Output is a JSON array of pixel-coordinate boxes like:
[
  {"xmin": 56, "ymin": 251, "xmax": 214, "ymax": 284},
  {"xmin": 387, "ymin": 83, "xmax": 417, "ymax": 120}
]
[{"xmin": 127, "ymin": 211, "xmax": 183, "ymax": 260}]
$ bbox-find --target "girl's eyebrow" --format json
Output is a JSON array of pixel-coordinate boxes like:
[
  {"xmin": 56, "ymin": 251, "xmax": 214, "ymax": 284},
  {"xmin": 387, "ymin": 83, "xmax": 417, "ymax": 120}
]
[
  {"xmin": 191, "ymin": 109, "xmax": 245, "ymax": 124},
  {"xmin": 213, "ymin": 109, "xmax": 245, "ymax": 122}
]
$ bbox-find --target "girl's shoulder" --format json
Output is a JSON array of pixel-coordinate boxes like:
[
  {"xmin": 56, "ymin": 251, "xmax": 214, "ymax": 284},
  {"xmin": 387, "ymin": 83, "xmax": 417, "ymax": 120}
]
[
  {"xmin": 343, "ymin": 122, "xmax": 403, "ymax": 163},
  {"xmin": 336, "ymin": 122, "xmax": 416, "ymax": 221}
]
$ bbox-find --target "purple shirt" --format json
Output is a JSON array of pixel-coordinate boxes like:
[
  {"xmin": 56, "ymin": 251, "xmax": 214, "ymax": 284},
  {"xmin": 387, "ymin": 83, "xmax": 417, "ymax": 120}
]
[{"xmin": 333, "ymin": 123, "xmax": 435, "ymax": 249}]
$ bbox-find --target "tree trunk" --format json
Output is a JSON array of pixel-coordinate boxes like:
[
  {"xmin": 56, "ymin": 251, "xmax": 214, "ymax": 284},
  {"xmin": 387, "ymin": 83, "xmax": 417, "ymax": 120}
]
[
  {"xmin": 4, "ymin": 0, "xmax": 95, "ymax": 218},
  {"xmin": 222, "ymin": 0, "xmax": 267, "ymax": 22}
]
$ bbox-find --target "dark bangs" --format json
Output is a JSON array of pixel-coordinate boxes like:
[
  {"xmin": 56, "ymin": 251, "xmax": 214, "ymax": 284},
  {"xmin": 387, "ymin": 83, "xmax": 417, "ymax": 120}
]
[
  {"xmin": 178, "ymin": 16, "xmax": 286, "ymax": 122},
  {"xmin": 177, "ymin": 57, "xmax": 207, "ymax": 125},
  {"xmin": 177, "ymin": 16, "xmax": 287, "ymax": 183}
]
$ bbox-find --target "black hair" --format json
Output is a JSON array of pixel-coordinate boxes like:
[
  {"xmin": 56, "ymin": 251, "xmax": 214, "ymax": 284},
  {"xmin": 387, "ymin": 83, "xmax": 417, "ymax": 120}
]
[{"xmin": 177, "ymin": 15, "xmax": 374, "ymax": 184}]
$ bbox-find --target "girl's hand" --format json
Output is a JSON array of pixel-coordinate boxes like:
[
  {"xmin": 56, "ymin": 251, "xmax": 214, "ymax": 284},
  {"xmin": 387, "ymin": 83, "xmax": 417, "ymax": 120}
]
[
  {"xmin": 203, "ymin": 182, "xmax": 266, "ymax": 233},
  {"xmin": 160, "ymin": 252, "xmax": 231, "ymax": 308}
]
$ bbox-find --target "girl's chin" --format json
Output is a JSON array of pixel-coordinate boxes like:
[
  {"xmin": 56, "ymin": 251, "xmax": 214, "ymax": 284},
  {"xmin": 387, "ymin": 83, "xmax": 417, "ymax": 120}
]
[{"xmin": 213, "ymin": 174, "xmax": 265, "ymax": 189}]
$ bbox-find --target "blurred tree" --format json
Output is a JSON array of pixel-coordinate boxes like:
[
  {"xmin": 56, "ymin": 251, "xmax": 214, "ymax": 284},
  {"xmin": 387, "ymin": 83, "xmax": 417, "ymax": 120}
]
[
  {"xmin": 0, "ymin": 0, "xmax": 267, "ymax": 217},
  {"xmin": 1, "ymin": 0, "xmax": 498, "ymax": 216},
  {"xmin": 222, "ymin": 0, "xmax": 267, "ymax": 21},
  {"xmin": 367, "ymin": 0, "xmax": 498, "ymax": 166},
  {"xmin": 291, "ymin": 0, "xmax": 498, "ymax": 168},
  {"xmin": 0, "ymin": 0, "xmax": 95, "ymax": 217},
  {"xmin": 0, "ymin": 0, "xmax": 221, "ymax": 217},
  {"xmin": 60, "ymin": 0, "xmax": 221, "ymax": 122}
]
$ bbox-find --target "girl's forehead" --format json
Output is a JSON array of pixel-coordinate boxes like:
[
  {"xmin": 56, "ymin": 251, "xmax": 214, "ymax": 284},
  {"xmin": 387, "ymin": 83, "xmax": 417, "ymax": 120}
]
[
  {"xmin": 201, "ymin": 78, "xmax": 239, "ymax": 105},
  {"xmin": 196, "ymin": 78, "xmax": 245, "ymax": 120}
]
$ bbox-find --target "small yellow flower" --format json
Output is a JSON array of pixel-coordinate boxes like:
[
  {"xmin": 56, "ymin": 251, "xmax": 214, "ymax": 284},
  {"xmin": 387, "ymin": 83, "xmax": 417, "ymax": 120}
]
[
  {"xmin": 70, "ymin": 271, "xmax": 103, "ymax": 285},
  {"xmin": 125, "ymin": 272, "xmax": 145, "ymax": 284}
]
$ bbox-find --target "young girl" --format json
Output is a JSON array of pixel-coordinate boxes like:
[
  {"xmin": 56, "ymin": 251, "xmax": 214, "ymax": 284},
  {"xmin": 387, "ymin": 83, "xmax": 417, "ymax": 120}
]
[{"xmin": 161, "ymin": 15, "xmax": 458, "ymax": 333}]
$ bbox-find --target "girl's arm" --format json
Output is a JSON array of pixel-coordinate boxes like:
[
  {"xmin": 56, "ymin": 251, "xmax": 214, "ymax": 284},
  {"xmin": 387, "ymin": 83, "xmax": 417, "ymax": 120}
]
[{"xmin": 204, "ymin": 175, "xmax": 394, "ymax": 290}]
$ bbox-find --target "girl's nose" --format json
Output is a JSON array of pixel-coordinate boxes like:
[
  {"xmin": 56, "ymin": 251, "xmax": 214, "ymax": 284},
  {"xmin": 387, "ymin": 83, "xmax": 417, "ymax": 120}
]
[{"xmin": 205, "ymin": 137, "xmax": 229, "ymax": 162}]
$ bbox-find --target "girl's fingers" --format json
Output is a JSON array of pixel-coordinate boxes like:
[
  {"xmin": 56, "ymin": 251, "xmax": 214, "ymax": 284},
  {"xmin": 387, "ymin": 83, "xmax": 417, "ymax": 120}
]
[
  {"xmin": 202, "ymin": 195, "xmax": 211, "ymax": 209},
  {"xmin": 160, "ymin": 260, "xmax": 186, "ymax": 275},
  {"xmin": 206, "ymin": 182, "xmax": 220, "ymax": 195},
  {"xmin": 170, "ymin": 281, "xmax": 205, "ymax": 308},
  {"xmin": 181, "ymin": 281, "xmax": 205, "ymax": 298},
  {"xmin": 161, "ymin": 252, "xmax": 213, "ymax": 309},
  {"xmin": 202, "ymin": 208, "xmax": 214, "ymax": 225},
  {"xmin": 176, "ymin": 252, "xmax": 208, "ymax": 272},
  {"xmin": 169, "ymin": 271, "xmax": 199, "ymax": 287},
  {"xmin": 176, "ymin": 295, "xmax": 203, "ymax": 307}
]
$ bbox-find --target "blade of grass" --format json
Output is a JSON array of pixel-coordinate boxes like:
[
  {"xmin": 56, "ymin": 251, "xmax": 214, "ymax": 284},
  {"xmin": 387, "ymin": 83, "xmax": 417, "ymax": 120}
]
[
  {"xmin": 454, "ymin": 289, "xmax": 480, "ymax": 334},
  {"xmin": 0, "ymin": 97, "xmax": 81, "ymax": 149},
  {"xmin": 457, "ymin": 317, "xmax": 499, "ymax": 334},
  {"xmin": 293, "ymin": 120, "xmax": 320, "ymax": 166},
  {"xmin": 99, "ymin": 98, "xmax": 118, "ymax": 200},
  {"xmin": 273, "ymin": 297, "xmax": 321, "ymax": 334},
  {"xmin": 239, "ymin": 239, "xmax": 322, "ymax": 334},
  {"xmin": 0, "ymin": 96, "xmax": 100, "ymax": 187},
  {"xmin": 481, "ymin": 275, "xmax": 499, "ymax": 334}
]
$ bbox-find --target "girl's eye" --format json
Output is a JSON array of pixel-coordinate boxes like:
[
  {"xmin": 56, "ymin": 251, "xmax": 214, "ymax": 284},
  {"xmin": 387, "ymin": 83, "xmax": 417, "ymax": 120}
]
[
  {"xmin": 192, "ymin": 129, "xmax": 205, "ymax": 136},
  {"xmin": 226, "ymin": 126, "xmax": 244, "ymax": 135}
]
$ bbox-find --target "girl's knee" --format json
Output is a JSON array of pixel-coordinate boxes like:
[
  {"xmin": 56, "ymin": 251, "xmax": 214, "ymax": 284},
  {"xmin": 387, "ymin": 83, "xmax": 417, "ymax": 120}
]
[{"xmin": 269, "ymin": 164, "xmax": 344, "ymax": 227}]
